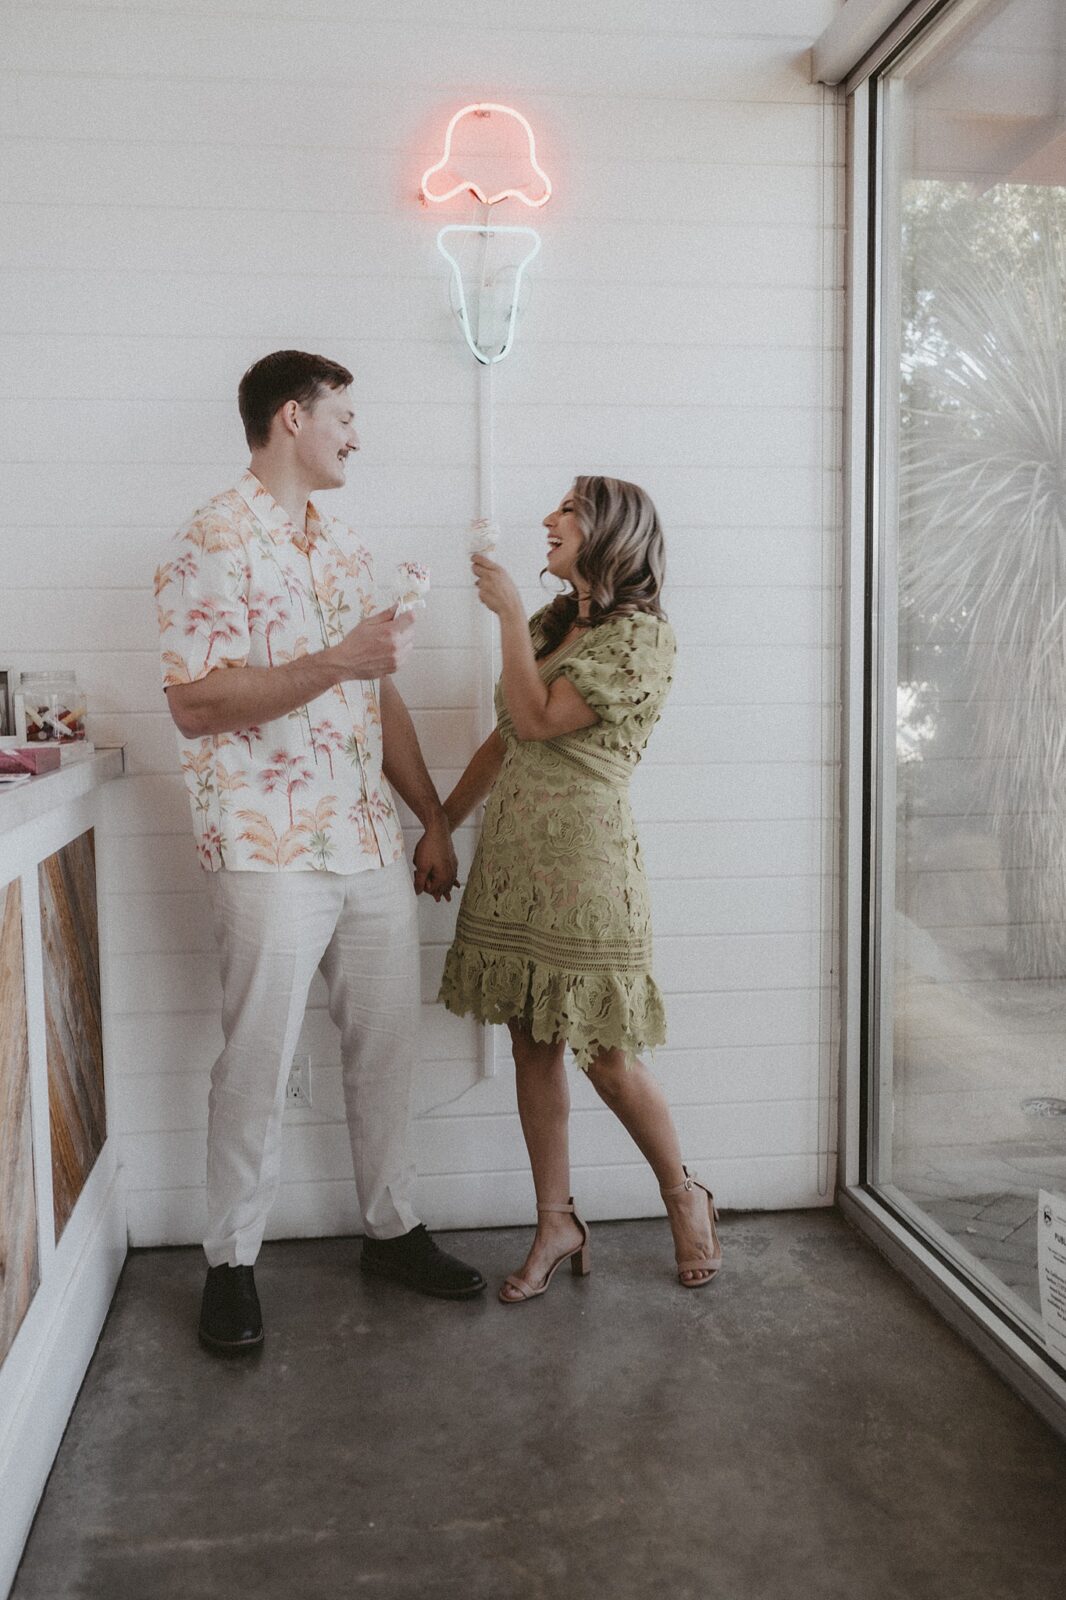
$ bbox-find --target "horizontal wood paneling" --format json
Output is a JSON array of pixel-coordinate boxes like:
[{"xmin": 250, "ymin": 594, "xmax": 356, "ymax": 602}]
[
  {"xmin": 117, "ymin": 1097, "xmax": 825, "ymax": 1192},
  {"xmin": 0, "ymin": 400, "xmax": 834, "ymax": 468},
  {"xmin": 124, "ymin": 1150, "xmax": 831, "ymax": 1247},
  {"xmin": 112, "ymin": 1041, "xmax": 825, "ymax": 1135},
  {"xmin": 0, "ymin": 339, "xmax": 830, "ymax": 415},
  {"xmin": 4, "ymin": 525, "xmax": 835, "ymax": 591},
  {"xmin": 100, "ymin": 872, "xmax": 824, "ymax": 955},
  {"xmin": 101, "ymin": 928, "xmax": 821, "ymax": 1017},
  {"xmin": 2, "ymin": 644, "xmax": 836, "ymax": 718},
  {"xmin": 0, "ymin": 272, "xmax": 842, "ymax": 349},
  {"xmin": 1, "ymin": 62, "xmax": 831, "ymax": 155},
  {"xmin": 0, "ymin": 0, "xmax": 841, "ymax": 1236},
  {"xmin": 2, "ymin": 15, "xmax": 823, "ymax": 102},
  {"xmin": 2, "ymin": 139, "xmax": 827, "ymax": 227},
  {"xmin": 2, "ymin": 209, "xmax": 832, "ymax": 286},
  {"xmin": 0, "ymin": 582, "xmax": 833, "ymax": 653},
  {"xmin": 7, "ymin": 3, "xmax": 836, "ymax": 44},
  {"xmin": 92, "ymin": 816, "xmax": 827, "ymax": 900}
]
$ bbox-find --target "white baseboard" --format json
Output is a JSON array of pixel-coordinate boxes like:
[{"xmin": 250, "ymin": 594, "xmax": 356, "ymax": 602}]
[{"xmin": 0, "ymin": 1165, "xmax": 126, "ymax": 1600}]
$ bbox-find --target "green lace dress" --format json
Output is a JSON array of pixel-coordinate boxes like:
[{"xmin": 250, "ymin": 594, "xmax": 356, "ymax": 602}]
[{"xmin": 438, "ymin": 609, "xmax": 676, "ymax": 1069}]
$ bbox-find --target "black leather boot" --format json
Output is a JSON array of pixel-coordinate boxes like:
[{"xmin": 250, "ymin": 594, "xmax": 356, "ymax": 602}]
[{"xmin": 198, "ymin": 1264, "xmax": 264, "ymax": 1352}]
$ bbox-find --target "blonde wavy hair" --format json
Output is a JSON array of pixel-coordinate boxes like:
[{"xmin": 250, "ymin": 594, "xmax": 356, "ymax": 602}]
[{"xmin": 536, "ymin": 475, "xmax": 666, "ymax": 658}]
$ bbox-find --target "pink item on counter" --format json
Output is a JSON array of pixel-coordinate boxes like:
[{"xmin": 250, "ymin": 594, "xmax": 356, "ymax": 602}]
[{"xmin": 0, "ymin": 745, "xmax": 62, "ymax": 775}]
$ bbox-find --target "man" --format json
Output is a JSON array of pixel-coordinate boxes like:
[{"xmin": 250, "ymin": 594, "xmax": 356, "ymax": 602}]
[{"xmin": 156, "ymin": 350, "xmax": 485, "ymax": 1352}]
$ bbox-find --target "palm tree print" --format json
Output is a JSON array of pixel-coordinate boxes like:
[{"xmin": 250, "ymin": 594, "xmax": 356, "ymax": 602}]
[
  {"xmin": 259, "ymin": 749, "xmax": 313, "ymax": 828},
  {"xmin": 348, "ymin": 793, "xmax": 393, "ymax": 860},
  {"xmin": 181, "ymin": 746, "xmax": 216, "ymax": 816},
  {"xmin": 295, "ymin": 796, "xmax": 339, "ymax": 870},
  {"xmin": 248, "ymin": 591, "xmax": 290, "ymax": 667},
  {"xmin": 199, "ymin": 824, "xmax": 225, "ymax": 869},
  {"xmin": 161, "ymin": 649, "xmax": 192, "ymax": 686},
  {"xmin": 222, "ymin": 725, "xmax": 263, "ymax": 758},
  {"xmin": 312, "ymin": 567, "xmax": 352, "ymax": 639},
  {"xmin": 187, "ymin": 512, "xmax": 246, "ymax": 555},
  {"xmin": 332, "ymin": 547, "xmax": 374, "ymax": 585},
  {"xmin": 185, "ymin": 597, "xmax": 244, "ymax": 668},
  {"xmin": 275, "ymin": 560, "xmax": 308, "ymax": 620},
  {"xmin": 276, "ymin": 636, "xmax": 310, "ymax": 665},
  {"xmin": 234, "ymin": 808, "xmax": 309, "ymax": 868},
  {"xmin": 309, "ymin": 719, "xmax": 344, "ymax": 777},
  {"xmin": 349, "ymin": 800, "xmax": 380, "ymax": 858},
  {"xmin": 215, "ymin": 759, "xmax": 248, "ymax": 802},
  {"xmin": 174, "ymin": 551, "xmax": 198, "ymax": 594}
]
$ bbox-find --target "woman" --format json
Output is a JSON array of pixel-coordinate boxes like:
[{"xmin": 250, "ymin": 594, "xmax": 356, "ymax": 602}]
[{"xmin": 438, "ymin": 476, "xmax": 721, "ymax": 1303}]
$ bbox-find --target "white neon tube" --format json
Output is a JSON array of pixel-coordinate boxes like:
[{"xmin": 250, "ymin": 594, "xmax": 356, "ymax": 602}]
[{"xmin": 435, "ymin": 224, "xmax": 542, "ymax": 366}]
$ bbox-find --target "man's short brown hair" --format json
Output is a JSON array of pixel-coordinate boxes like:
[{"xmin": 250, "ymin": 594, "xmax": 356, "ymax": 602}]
[{"xmin": 238, "ymin": 350, "xmax": 354, "ymax": 449}]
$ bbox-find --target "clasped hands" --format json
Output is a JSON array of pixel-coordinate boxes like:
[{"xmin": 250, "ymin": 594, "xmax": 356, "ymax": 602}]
[
  {"xmin": 411, "ymin": 554, "xmax": 522, "ymax": 901},
  {"xmin": 413, "ymin": 811, "xmax": 459, "ymax": 902}
]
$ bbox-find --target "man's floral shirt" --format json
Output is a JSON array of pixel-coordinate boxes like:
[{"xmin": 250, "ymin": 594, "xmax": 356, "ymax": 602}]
[{"xmin": 155, "ymin": 470, "xmax": 404, "ymax": 873}]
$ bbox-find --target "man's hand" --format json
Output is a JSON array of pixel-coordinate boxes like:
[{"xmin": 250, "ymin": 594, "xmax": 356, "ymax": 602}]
[
  {"xmin": 413, "ymin": 814, "xmax": 460, "ymax": 901},
  {"xmin": 328, "ymin": 606, "xmax": 415, "ymax": 681}
]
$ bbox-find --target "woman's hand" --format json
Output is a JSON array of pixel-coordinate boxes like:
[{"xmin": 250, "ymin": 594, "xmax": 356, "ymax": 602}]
[
  {"xmin": 471, "ymin": 554, "xmax": 524, "ymax": 620},
  {"xmin": 412, "ymin": 814, "xmax": 459, "ymax": 901}
]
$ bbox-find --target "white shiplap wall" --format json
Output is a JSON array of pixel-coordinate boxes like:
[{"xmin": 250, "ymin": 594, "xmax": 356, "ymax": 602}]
[{"xmin": 0, "ymin": 0, "xmax": 844, "ymax": 1244}]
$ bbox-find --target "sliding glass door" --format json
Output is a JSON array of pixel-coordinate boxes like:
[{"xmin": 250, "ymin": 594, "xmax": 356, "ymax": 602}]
[{"xmin": 864, "ymin": 0, "xmax": 1066, "ymax": 1357}]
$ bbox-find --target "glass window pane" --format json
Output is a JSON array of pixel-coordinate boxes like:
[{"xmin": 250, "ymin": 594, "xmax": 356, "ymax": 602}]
[{"xmin": 880, "ymin": 0, "xmax": 1066, "ymax": 1332}]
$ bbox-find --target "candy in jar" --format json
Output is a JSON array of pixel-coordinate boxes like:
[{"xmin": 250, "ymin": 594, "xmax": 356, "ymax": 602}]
[{"xmin": 20, "ymin": 669, "xmax": 86, "ymax": 742}]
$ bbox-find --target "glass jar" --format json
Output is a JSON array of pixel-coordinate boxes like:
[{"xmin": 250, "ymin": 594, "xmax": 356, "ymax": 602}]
[{"xmin": 20, "ymin": 670, "xmax": 87, "ymax": 742}]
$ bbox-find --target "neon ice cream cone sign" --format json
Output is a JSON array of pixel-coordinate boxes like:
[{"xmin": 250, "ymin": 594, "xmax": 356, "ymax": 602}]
[
  {"xmin": 420, "ymin": 102, "xmax": 552, "ymax": 209},
  {"xmin": 420, "ymin": 102, "xmax": 551, "ymax": 364}
]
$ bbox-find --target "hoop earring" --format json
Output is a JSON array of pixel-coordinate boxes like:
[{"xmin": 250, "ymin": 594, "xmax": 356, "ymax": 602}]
[{"xmin": 538, "ymin": 568, "xmax": 572, "ymax": 597}]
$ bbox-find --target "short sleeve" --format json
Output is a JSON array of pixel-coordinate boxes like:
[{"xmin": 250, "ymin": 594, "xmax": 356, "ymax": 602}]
[
  {"xmin": 154, "ymin": 520, "xmax": 250, "ymax": 689},
  {"xmin": 557, "ymin": 615, "xmax": 675, "ymax": 726}
]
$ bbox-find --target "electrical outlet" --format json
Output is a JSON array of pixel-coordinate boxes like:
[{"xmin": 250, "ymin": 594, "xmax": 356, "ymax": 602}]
[{"xmin": 286, "ymin": 1054, "xmax": 312, "ymax": 1108}]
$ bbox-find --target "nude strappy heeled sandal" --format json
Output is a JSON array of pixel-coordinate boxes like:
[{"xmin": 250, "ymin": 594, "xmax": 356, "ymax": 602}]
[
  {"xmin": 660, "ymin": 1166, "xmax": 722, "ymax": 1287},
  {"xmin": 498, "ymin": 1199, "xmax": 591, "ymax": 1304}
]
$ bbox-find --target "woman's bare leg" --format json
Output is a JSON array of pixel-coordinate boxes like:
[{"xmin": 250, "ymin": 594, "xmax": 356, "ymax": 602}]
[
  {"xmin": 585, "ymin": 1048, "xmax": 716, "ymax": 1284},
  {"xmin": 499, "ymin": 1021, "xmax": 585, "ymax": 1300}
]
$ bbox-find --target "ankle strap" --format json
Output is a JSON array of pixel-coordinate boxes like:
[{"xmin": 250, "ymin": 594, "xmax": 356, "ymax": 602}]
[
  {"xmin": 537, "ymin": 1198, "xmax": 575, "ymax": 1214},
  {"xmin": 661, "ymin": 1168, "xmax": 698, "ymax": 1199}
]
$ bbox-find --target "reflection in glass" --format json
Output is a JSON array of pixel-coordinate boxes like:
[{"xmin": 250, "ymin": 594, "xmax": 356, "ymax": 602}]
[{"xmin": 885, "ymin": 0, "xmax": 1066, "ymax": 1328}]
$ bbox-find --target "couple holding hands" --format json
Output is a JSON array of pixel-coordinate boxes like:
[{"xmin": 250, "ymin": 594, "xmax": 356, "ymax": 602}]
[{"xmin": 156, "ymin": 350, "xmax": 720, "ymax": 1352}]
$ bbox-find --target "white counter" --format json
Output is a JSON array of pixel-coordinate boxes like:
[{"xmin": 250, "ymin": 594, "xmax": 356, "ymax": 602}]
[
  {"xmin": 0, "ymin": 747, "xmax": 125, "ymax": 842},
  {"xmin": 0, "ymin": 742, "xmax": 127, "ymax": 1599}
]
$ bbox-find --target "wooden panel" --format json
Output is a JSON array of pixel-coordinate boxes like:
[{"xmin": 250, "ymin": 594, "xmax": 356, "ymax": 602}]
[
  {"xmin": 0, "ymin": 878, "xmax": 39, "ymax": 1363},
  {"xmin": 39, "ymin": 832, "xmax": 106, "ymax": 1240}
]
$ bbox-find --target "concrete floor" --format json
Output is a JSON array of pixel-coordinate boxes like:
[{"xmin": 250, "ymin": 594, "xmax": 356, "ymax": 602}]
[{"xmin": 11, "ymin": 1211, "xmax": 1066, "ymax": 1600}]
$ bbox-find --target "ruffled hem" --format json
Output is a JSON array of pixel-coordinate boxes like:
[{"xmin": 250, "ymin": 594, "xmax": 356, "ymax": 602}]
[{"xmin": 438, "ymin": 942, "xmax": 666, "ymax": 1071}]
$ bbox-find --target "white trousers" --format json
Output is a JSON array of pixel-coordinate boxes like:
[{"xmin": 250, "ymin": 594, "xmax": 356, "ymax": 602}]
[{"xmin": 204, "ymin": 861, "xmax": 421, "ymax": 1267}]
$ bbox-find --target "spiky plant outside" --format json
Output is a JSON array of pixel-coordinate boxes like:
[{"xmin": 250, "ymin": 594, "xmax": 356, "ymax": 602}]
[{"xmin": 899, "ymin": 184, "xmax": 1066, "ymax": 977}]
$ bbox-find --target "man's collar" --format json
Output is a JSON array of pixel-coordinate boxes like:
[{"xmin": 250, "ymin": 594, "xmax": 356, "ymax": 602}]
[{"xmin": 236, "ymin": 469, "xmax": 325, "ymax": 550}]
